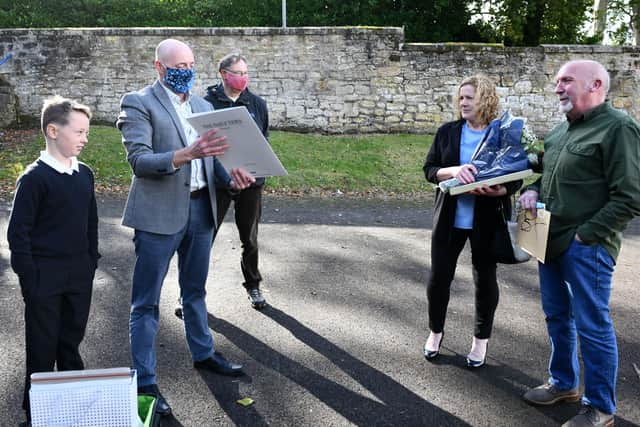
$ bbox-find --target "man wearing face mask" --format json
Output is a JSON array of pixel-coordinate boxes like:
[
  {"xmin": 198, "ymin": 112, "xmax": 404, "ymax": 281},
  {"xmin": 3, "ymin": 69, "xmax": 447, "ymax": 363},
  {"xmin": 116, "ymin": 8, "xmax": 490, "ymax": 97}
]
[
  {"xmin": 204, "ymin": 53, "xmax": 270, "ymax": 309},
  {"xmin": 116, "ymin": 39, "xmax": 255, "ymax": 417}
]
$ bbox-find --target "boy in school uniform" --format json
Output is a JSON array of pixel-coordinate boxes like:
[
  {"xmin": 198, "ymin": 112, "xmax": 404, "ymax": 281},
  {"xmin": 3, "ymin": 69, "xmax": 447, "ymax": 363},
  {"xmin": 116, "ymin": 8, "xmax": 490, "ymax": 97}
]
[{"xmin": 7, "ymin": 95, "xmax": 99, "ymax": 424}]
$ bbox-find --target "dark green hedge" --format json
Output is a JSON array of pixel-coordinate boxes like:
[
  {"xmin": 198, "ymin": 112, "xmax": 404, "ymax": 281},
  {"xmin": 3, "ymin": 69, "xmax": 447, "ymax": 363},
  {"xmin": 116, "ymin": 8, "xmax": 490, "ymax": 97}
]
[{"xmin": 0, "ymin": 0, "xmax": 484, "ymax": 43}]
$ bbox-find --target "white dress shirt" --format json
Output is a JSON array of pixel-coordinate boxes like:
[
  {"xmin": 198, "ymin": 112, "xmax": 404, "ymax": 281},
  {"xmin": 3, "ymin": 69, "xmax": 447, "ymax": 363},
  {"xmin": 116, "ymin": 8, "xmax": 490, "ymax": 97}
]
[
  {"xmin": 39, "ymin": 150, "xmax": 79, "ymax": 175},
  {"xmin": 161, "ymin": 84, "xmax": 207, "ymax": 192}
]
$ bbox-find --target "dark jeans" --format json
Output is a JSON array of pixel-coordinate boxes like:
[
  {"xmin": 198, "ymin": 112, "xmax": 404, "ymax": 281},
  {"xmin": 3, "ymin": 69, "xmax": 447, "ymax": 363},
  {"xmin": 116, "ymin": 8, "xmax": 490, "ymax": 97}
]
[
  {"xmin": 216, "ymin": 186, "xmax": 263, "ymax": 289},
  {"xmin": 427, "ymin": 228, "xmax": 498, "ymax": 339},
  {"xmin": 22, "ymin": 256, "xmax": 94, "ymax": 418}
]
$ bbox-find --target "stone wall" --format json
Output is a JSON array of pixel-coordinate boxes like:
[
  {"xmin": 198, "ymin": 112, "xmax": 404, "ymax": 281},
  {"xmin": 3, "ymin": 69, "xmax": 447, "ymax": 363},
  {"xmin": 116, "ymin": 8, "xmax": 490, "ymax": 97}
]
[{"xmin": 0, "ymin": 27, "xmax": 639, "ymax": 135}]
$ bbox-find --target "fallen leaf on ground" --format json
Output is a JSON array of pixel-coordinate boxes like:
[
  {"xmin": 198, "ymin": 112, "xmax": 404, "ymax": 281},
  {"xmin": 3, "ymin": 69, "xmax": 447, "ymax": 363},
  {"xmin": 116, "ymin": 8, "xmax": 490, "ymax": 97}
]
[{"xmin": 236, "ymin": 397, "xmax": 254, "ymax": 407}]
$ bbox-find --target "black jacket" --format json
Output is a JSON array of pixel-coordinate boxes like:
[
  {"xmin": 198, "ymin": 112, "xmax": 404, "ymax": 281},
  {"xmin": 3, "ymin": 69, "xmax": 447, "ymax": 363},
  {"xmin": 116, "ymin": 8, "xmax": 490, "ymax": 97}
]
[
  {"xmin": 423, "ymin": 119, "xmax": 522, "ymax": 245},
  {"xmin": 204, "ymin": 84, "xmax": 269, "ymax": 187}
]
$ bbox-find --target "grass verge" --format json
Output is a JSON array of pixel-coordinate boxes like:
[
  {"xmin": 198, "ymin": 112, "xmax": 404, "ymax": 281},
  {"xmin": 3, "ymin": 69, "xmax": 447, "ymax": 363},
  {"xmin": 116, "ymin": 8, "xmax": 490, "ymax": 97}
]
[{"xmin": 0, "ymin": 127, "xmax": 436, "ymax": 200}]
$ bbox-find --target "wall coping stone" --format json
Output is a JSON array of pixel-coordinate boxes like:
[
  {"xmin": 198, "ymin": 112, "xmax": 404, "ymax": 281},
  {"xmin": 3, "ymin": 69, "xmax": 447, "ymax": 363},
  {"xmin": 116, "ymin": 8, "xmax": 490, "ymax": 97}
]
[{"xmin": 1, "ymin": 26, "xmax": 404, "ymax": 37}]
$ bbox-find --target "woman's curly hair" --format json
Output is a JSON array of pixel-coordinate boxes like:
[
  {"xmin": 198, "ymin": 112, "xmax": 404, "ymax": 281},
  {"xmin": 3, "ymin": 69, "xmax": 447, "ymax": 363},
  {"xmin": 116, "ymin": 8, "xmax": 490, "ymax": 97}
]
[{"xmin": 455, "ymin": 74, "xmax": 499, "ymax": 127}]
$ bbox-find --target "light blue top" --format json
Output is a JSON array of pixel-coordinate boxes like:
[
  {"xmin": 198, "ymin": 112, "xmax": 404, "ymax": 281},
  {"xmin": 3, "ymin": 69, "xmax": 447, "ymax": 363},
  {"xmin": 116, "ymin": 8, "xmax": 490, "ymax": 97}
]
[{"xmin": 454, "ymin": 123, "xmax": 486, "ymax": 229}]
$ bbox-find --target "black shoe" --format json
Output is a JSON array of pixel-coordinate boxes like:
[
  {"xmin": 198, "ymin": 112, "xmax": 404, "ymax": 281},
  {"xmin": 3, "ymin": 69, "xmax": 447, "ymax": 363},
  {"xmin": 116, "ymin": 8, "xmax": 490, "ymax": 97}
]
[
  {"xmin": 138, "ymin": 384, "xmax": 172, "ymax": 416},
  {"xmin": 194, "ymin": 352, "xmax": 244, "ymax": 376},
  {"xmin": 174, "ymin": 299, "xmax": 183, "ymax": 319},
  {"xmin": 466, "ymin": 339, "xmax": 488, "ymax": 369},
  {"xmin": 465, "ymin": 349, "xmax": 487, "ymax": 369},
  {"xmin": 423, "ymin": 331, "xmax": 444, "ymax": 360},
  {"xmin": 18, "ymin": 422, "xmax": 31, "ymax": 427},
  {"xmin": 465, "ymin": 356, "xmax": 486, "ymax": 368},
  {"xmin": 247, "ymin": 288, "xmax": 267, "ymax": 310}
]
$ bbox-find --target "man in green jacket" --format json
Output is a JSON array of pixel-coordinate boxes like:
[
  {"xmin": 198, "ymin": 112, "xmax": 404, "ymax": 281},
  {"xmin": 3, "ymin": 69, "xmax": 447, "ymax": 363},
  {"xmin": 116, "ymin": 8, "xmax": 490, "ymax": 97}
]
[{"xmin": 519, "ymin": 60, "xmax": 640, "ymax": 427}]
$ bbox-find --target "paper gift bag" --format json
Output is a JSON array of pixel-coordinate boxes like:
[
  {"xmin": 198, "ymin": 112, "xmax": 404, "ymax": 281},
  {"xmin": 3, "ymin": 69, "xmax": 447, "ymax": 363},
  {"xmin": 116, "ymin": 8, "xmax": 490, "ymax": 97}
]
[
  {"xmin": 30, "ymin": 367, "xmax": 140, "ymax": 427},
  {"xmin": 516, "ymin": 208, "xmax": 551, "ymax": 263}
]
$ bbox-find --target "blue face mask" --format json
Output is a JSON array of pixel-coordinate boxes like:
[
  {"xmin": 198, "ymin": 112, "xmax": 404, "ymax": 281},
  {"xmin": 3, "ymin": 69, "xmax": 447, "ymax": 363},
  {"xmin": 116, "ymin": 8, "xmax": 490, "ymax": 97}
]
[{"xmin": 162, "ymin": 65, "xmax": 195, "ymax": 94}]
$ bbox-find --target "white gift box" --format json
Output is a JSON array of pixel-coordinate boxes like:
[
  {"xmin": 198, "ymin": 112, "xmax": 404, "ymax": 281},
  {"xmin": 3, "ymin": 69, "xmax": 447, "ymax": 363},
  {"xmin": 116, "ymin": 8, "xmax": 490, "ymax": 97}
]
[{"xmin": 30, "ymin": 367, "xmax": 140, "ymax": 427}]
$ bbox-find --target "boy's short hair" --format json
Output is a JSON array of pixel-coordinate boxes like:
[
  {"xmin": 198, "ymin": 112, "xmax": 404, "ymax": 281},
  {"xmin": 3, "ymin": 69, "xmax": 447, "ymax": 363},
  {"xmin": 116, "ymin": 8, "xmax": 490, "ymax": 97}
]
[{"xmin": 41, "ymin": 95, "xmax": 92, "ymax": 136}]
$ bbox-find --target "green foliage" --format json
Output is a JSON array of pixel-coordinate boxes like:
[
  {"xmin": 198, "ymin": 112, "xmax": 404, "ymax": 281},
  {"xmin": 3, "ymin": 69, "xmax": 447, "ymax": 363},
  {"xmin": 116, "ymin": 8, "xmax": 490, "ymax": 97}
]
[
  {"xmin": 606, "ymin": 0, "xmax": 640, "ymax": 45},
  {"xmin": 0, "ymin": 0, "xmax": 481, "ymax": 43},
  {"xmin": 470, "ymin": 0, "xmax": 593, "ymax": 46},
  {"xmin": 0, "ymin": 0, "xmax": 611, "ymax": 45},
  {"xmin": 0, "ymin": 126, "xmax": 434, "ymax": 196},
  {"xmin": 283, "ymin": 0, "xmax": 482, "ymax": 43},
  {"xmin": 0, "ymin": 0, "xmax": 215, "ymax": 27},
  {"xmin": 541, "ymin": 0, "xmax": 595, "ymax": 44}
]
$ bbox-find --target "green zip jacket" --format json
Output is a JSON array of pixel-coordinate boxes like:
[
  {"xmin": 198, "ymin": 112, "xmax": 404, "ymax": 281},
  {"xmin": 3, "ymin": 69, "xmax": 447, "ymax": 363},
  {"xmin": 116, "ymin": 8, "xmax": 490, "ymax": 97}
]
[{"xmin": 528, "ymin": 102, "xmax": 640, "ymax": 262}]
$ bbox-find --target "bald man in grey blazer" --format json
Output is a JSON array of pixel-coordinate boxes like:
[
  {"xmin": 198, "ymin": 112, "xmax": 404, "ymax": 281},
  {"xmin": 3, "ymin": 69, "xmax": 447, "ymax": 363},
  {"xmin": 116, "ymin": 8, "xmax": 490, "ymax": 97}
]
[{"xmin": 117, "ymin": 39, "xmax": 255, "ymax": 416}]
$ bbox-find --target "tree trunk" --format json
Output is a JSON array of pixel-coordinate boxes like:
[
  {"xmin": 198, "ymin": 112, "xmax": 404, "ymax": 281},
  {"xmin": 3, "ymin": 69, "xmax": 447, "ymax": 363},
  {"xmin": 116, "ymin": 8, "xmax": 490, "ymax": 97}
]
[
  {"xmin": 522, "ymin": 0, "xmax": 545, "ymax": 45},
  {"xmin": 632, "ymin": 0, "xmax": 640, "ymax": 45},
  {"xmin": 592, "ymin": 0, "xmax": 608, "ymax": 42}
]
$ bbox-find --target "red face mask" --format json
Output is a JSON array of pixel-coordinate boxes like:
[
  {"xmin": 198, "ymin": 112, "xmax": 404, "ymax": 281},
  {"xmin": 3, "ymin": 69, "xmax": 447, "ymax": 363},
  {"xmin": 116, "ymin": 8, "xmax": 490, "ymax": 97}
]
[{"xmin": 225, "ymin": 72, "xmax": 249, "ymax": 92}]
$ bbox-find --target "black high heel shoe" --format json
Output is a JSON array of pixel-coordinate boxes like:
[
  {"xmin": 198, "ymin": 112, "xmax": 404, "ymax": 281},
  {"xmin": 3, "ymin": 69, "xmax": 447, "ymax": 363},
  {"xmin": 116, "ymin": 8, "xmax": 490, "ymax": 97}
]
[
  {"xmin": 465, "ymin": 356, "xmax": 485, "ymax": 368},
  {"xmin": 423, "ymin": 332, "xmax": 444, "ymax": 360},
  {"xmin": 465, "ymin": 342, "xmax": 488, "ymax": 369}
]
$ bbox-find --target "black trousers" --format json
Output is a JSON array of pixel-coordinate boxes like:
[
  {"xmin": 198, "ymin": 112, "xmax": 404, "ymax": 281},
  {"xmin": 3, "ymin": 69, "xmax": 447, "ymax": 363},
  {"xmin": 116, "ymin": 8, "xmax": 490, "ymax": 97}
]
[
  {"xmin": 216, "ymin": 186, "xmax": 263, "ymax": 289},
  {"xmin": 427, "ymin": 228, "xmax": 498, "ymax": 339},
  {"xmin": 21, "ymin": 257, "xmax": 94, "ymax": 418}
]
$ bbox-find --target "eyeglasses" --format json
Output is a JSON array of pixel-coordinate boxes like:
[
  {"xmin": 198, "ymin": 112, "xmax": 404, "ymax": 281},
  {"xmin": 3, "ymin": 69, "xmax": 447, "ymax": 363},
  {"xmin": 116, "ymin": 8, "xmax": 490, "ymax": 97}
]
[{"xmin": 223, "ymin": 69, "xmax": 249, "ymax": 76}]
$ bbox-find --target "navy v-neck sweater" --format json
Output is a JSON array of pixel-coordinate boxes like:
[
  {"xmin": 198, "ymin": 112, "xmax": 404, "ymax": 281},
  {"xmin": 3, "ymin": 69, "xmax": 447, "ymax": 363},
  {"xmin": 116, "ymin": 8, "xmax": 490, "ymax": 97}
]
[{"xmin": 7, "ymin": 160, "xmax": 99, "ymax": 280}]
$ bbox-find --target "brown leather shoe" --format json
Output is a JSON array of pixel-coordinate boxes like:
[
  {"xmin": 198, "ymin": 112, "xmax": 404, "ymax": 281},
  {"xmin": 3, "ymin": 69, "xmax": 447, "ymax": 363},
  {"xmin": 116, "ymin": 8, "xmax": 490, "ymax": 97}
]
[
  {"xmin": 562, "ymin": 405, "xmax": 614, "ymax": 427},
  {"xmin": 523, "ymin": 383, "xmax": 581, "ymax": 406}
]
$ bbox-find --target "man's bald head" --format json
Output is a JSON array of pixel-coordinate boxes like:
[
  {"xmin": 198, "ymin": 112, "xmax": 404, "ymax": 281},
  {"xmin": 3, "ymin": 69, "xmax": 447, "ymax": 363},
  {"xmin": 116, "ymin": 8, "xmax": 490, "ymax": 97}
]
[
  {"xmin": 555, "ymin": 59, "xmax": 609, "ymax": 120},
  {"xmin": 155, "ymin": 39, "xmax": 193, "ymax": 64},
  {"xmin": 563, "ymin": 60, "xmax": 610, "ymax": 95}
]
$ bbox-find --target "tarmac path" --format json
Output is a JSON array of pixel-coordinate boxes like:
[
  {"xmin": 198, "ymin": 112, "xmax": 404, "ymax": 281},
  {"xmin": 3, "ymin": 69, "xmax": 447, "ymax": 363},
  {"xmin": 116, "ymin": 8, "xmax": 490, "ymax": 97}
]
[{"xmin": 1, "ymin": 195, "xmax": 638, "ymax": 426}]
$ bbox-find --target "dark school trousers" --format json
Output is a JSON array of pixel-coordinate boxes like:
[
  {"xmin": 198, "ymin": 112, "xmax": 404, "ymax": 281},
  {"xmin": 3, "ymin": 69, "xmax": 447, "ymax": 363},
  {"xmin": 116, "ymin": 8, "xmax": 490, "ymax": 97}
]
[
  {"xmin": 21, "ymin": 255, "xmax": 94, "ymax": 418},
  {"xmin": 216, "ymin": 185, "xmax": 263, "ymax": 289}
]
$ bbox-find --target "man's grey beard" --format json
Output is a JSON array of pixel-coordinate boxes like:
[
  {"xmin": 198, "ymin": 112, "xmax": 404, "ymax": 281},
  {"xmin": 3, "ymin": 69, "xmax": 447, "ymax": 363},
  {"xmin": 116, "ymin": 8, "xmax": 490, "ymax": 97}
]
[{"xmin": 559, "ymin": 100, "xmax": 574, "ymax": 114}]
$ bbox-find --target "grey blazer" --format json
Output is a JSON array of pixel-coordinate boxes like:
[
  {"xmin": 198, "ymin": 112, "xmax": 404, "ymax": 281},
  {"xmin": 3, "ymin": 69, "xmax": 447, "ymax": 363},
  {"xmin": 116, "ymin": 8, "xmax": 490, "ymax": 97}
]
[{"xmin": 117, "ymin": 80, "xmax": 231, "ymax": 235}]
